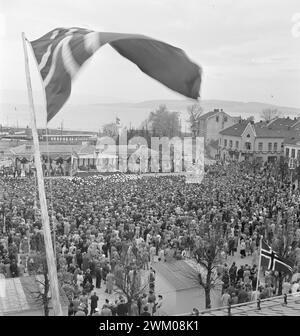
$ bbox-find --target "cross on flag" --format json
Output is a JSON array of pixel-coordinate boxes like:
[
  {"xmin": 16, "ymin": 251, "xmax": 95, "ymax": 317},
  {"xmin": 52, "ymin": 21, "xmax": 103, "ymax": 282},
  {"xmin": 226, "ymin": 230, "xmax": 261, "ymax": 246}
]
[
  {"xmin": 261, "ymin": 239, "xmax": 293, "ymax": 275},
  {"xmin": 29, "ymin": 27, "xmax": 202, "ymax": 122}
]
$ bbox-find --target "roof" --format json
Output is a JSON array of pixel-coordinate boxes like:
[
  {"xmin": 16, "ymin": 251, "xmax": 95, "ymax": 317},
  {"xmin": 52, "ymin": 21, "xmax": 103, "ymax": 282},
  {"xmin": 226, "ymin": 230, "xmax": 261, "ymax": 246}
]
[
  {"xmin": 254, "ymin": 124, "xmax": 298, "ymax": 139},
  {"xmin": 41, "ymin": 129, "xmax": 97, "ymax": 136},
  {"xmin": 153, "ymin": 260, "xmax": 200, "ymax": 291},
  {"xmin": 199, "ymin": 110, "xmax": 218, "ymax": 120},
  {"xmin": 284, "ymin": 137, "xmax": 300, "ymax": 146},
  {"xmin": 0, "ymin": 275, "xmax": 68, "ymax": 316},
  {"xmin": 220, "ymin": 120, "xmax": 299, "ymax": 139},
  {"xmin": 9, "ymin": 144, "xmax": 82, "ymax": 157},
  {"xmin": 267, "ymin": 117, "xmax": 300, "ymax": 130},
  {"xmin": 42, "ymin": 133, "xmax": 95, "ymax": 137},
  {"xmin": 219, "ymin": 121, "xmax": 249, "ymax": 136}
]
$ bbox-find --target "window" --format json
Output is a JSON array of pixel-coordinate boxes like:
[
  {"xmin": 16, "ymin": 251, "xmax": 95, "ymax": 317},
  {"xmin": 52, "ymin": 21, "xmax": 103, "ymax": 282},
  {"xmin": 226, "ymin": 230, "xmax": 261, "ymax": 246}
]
[
  {"xmin": 274, "ymin": 143, "xmax": 278, "ymax": 151},
  {"xmin": 291, "ymin": 148, "xmax": 296, "ymax": 158},
  {"xmin": 286, "ymin": 148, "xmax": 290, "ymax": 157},
  {"xmin": 245, "ymin": 142, "xmax": 251, "ymax": 150},
  {"xmin": 235, "ymin": 141, "xmax": 239, "ymax": 149},
  {"xmin": 224, "ymin": 139, "xmax": 227, "ymax": 147},
  {"xmin": 229, "ymin": 140, "xmax": 233, "ymax": 148},
  {"xmin": 216, "ymin": 116, "xmax": 219, "ymax": 122},
  {"xmin": 224, "ymin": 116, "xmax": 228, "ymax": 122},
  {"xmin": 258, "ymin": 142, "xmax": 263, "ymax": 151},
  {"xmin": 268, "ymin": 143, "xmax": 272, "ymax": 151}
]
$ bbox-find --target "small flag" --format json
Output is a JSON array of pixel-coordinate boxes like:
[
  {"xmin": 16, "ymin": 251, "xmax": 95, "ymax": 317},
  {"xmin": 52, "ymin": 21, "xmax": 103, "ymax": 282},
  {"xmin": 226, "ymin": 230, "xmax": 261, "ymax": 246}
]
[
  {"xmin": 30, "ymin": 28, "xmax": 202, "ymax": 122},
  {"xmin": 261, "ymin": 239, "xmax": 293, "ymax": 275}
]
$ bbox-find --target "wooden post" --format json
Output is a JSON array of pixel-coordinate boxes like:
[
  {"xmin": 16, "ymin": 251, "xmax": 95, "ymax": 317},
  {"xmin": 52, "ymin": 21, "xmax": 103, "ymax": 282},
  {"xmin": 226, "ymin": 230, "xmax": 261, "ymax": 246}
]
[{"xmin": 22, "ymin": 32, "xmax": 63, "ymax": 316}]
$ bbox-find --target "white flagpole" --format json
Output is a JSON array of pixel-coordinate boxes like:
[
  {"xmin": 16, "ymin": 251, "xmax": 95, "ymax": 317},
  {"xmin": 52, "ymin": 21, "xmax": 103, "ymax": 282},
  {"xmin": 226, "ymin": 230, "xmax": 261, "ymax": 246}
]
[
  {"xmin": 21, "ymin": 32, "xmax": 63, "ymax": 316},
  {"xmin": 255, "ymin": 235, "xmax": 263, "ymax": 301}
]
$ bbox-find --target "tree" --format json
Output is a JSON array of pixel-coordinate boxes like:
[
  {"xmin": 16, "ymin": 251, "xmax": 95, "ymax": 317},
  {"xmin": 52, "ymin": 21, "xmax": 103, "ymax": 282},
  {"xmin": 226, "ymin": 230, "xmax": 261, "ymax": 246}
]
[
  {"xmin": 269, "ymin": 221, "xmax": 297, "ymax": 295},
  {"xmin": 24, "ymin": 252, "xmax": 51, "ymax": 316},
  {"xmin": 193, "ymin": 226, "xmax": 224, "ymax": 309},
  {"xmin": 187, "ymin": 103, "xmax": 203, "ymax": 137},
  {"xmin": 102, "ymin": 122, "xmax": 119, "ymax": 138},
  {"xmin": 260, "ymin": 108, "xmax": 281, "ymax": 122},
  {"xmin": 114, "ymin": 243, "xmax": 149, "ymax": 311},
  {"xmin": 147, "ymin": 105, "xmax": 181, "ymax": 137}
]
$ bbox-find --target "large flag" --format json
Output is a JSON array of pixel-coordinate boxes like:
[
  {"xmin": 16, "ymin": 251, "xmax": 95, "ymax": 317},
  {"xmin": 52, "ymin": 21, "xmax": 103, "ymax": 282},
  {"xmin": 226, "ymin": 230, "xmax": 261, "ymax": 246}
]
[
  {"xmin": 29, "ymin": 27, "xmax": 202, "ymax": 122},
  {"xmin": 261, "ymin": 239, "xmax": 294, "ymax": 275}
]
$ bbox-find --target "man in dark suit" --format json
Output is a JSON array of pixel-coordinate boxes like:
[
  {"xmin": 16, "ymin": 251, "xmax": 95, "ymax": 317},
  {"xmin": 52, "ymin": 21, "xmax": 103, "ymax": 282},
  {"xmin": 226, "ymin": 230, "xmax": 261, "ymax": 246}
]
[
  {"xmin": 141, "ymin": 306, "xmax": 151, "ymax": 316},
  {"xmin": 117, "ymin": 298, "xmax": 129, "ymax": 316},
  {"xmin": 90, "ymin": 292, "xmax": 99, "ymax": 315}
]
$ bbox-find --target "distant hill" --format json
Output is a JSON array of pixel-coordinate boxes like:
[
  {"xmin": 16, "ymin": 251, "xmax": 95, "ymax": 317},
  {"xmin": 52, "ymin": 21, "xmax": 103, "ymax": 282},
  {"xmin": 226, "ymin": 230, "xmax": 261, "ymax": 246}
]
[{"xmin": 1, "ymin": 94, "xmax": 300, "ymax": 132}]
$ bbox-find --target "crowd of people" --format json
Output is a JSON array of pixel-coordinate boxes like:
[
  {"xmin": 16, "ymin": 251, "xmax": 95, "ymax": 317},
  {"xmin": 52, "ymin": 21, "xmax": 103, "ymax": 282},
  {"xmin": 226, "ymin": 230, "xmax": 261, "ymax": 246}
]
[{"xmin": 0, "ymin": 160, "xmax": 300, "ymax": 315}]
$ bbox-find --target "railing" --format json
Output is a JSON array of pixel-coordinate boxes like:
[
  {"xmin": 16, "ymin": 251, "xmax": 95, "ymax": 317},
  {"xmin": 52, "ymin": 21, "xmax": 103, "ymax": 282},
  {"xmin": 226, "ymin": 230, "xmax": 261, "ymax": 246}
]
[{"xmin": 175, "ymin": 292, "xmax": 300, "ymax": 316}]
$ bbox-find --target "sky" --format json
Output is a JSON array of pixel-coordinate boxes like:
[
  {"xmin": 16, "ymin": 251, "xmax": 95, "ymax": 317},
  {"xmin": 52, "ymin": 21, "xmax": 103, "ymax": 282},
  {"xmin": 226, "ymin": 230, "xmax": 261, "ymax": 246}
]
[{"xmin": 0, "ymin": 0, "xmax": 300, "ymax": 128}]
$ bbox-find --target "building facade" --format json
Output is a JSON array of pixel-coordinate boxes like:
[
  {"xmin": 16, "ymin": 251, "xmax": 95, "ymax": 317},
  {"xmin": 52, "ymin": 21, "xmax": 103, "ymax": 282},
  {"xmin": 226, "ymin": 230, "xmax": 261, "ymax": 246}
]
[
  {"xmin": 199, "ymin": 109, "xmax": 241, "ymax": 145},
  {"xmin": 284, "ymin": 138, "xmax": 300, "ymax": 161},
  {"xmin": 219, "ymin": 118, "xmax": 299, "ymax": 163}
]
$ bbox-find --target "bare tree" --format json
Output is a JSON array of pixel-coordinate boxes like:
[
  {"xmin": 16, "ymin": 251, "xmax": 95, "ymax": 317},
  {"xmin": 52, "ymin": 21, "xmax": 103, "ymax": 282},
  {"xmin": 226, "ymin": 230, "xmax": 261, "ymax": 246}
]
[
  {"xmin": 269, "ymin": 224, "xmax": 297, "ymax": 295},
  {"xmin": 187, "ymin": 103, "xmax": 203, "ymax": 137},
  {"xmin": 114, "ymin": 243, "xmax": 150, "ymax": 311},
  {"xmin": 260, "ymin": 108, "xmax": 281, "ymax": 122},
  {"xmin": 23, "ymin": 252, "xmax": 51, "ymax": 316},
  {"xmin": 193, "ymin": 227, "xmax": 224, "ymax": 309}
]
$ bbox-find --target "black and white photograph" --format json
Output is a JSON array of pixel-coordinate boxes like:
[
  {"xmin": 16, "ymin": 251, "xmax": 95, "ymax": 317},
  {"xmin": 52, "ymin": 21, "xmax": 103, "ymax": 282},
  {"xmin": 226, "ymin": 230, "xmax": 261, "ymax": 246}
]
[{"xmin": 0, "ymin": 0, "xmax": 300, "ymax": 324}]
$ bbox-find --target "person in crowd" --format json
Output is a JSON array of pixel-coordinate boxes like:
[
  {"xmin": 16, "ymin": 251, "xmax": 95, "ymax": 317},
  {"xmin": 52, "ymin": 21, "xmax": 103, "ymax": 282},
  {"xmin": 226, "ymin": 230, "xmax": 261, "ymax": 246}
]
[
  {"xmin": 141, "ymin": 305, "xmax": 151, "ymax": 316},
  {"xmin": 92, "ymin": 307, "xmax": 101, "ymax": 316},
  {"xmin": 89, "ymin": 291, "xmax": 99, "ymax": 316},
  {"xmin": 117, "ymin": 297, "xmax": 129, "ymax": 316},
  {"xmin": 221, "ymin": 290, "xmax": 231, "ymax": 307},
  {"xmin": 101, "ymin": 304, "xmax": 112, "ymax": 316}
]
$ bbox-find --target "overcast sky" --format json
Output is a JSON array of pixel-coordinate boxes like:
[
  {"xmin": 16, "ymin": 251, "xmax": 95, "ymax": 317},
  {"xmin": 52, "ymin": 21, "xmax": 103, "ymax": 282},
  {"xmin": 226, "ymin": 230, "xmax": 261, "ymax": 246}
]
[{"xmin": 1, "ymin": 0, "xmax": 300, "ymax": 119}]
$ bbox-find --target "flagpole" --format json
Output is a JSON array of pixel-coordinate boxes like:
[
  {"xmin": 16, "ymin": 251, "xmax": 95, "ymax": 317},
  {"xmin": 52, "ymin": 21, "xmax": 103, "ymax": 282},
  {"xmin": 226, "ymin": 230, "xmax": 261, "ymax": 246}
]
[
  {"xmin": 255, "ymin": 235, "xmax": 263, "ymax": 301},
  {"xmin": 21, "ymin": 32, "xmax": 63, "ymax": 316}
]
